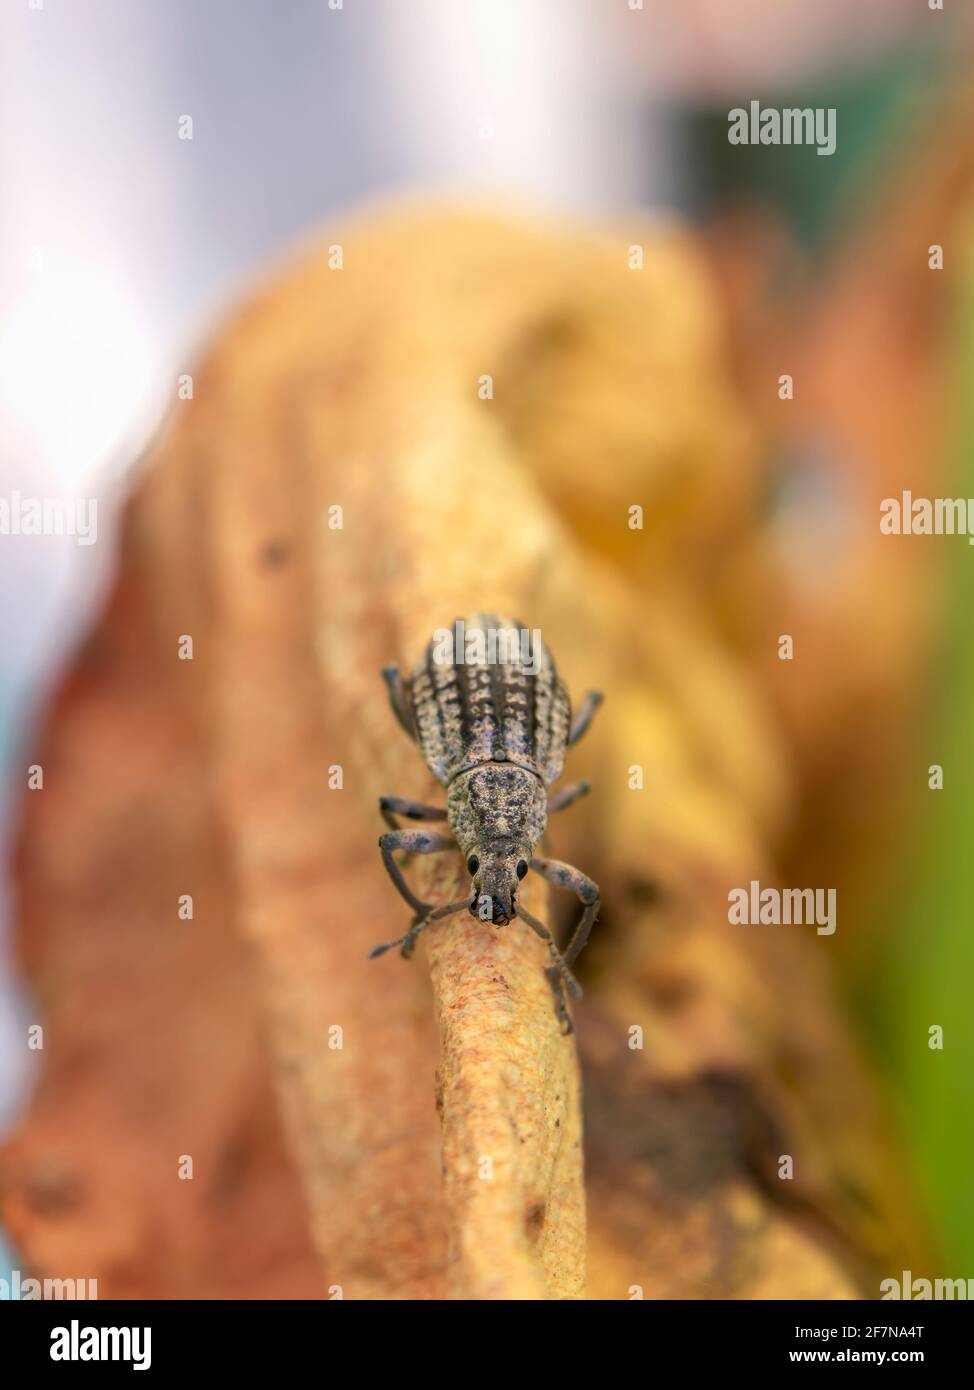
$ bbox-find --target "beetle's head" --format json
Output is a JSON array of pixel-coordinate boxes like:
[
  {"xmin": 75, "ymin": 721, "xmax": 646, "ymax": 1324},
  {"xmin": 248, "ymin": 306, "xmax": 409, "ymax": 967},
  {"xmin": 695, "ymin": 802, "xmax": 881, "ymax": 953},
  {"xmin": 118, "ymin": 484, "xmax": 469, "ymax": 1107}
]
[{"xmin": 466, "ymin": 847, "xmax": 529, "ymax": 926}]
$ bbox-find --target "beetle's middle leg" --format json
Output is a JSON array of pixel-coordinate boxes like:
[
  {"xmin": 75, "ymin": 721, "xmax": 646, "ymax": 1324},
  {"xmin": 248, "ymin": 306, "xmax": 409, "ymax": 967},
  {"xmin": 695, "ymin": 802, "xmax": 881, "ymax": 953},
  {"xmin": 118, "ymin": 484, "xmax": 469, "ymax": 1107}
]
[
  {"xmin": 379, "ymin": 795, "xmax": 447, "ymax": 831},
  {"xmin": 530, "ymin": 856, "xmax": 600, "ymax": 967},
  {"xmin": 547, "ymin": 780, "xmax": 590, "ymax": 814}
]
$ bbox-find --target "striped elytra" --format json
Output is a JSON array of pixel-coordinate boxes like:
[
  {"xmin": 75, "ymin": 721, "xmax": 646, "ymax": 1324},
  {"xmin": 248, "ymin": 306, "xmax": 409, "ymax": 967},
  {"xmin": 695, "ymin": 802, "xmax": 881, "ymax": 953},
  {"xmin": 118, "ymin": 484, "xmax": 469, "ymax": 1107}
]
[{"xmin": 402, "ymin": 614, "xmax": 571, "ymax": 788}]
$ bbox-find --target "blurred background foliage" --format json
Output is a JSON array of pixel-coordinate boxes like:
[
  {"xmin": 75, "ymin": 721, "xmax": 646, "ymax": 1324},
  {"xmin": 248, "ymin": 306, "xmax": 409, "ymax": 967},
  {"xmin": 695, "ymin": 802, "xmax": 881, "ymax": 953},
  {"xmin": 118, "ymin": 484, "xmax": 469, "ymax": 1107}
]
[
  {"xmin": 872, "ymin": 232, "xmax": 974, "ymax": 1272},
  {"xmin": 691, "ymin": 24, "xmax": 974, "ymax": 1273}
]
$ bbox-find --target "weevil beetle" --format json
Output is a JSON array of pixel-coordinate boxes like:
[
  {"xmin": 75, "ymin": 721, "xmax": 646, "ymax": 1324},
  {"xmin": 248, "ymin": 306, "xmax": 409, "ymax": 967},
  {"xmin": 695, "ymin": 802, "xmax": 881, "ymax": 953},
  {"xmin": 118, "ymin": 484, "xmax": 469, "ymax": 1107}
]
[{"xmin": 368, "ymin": 613, "xmax": 602, "ymax": 1033}]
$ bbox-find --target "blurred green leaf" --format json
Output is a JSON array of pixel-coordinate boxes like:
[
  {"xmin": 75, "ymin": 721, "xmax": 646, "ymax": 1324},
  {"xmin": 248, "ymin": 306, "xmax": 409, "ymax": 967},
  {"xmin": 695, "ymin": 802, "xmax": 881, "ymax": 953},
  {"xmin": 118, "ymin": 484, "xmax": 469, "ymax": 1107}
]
[{"xmin": 878, "ymin": 215, "xmax": 974, "ymax": 1271}]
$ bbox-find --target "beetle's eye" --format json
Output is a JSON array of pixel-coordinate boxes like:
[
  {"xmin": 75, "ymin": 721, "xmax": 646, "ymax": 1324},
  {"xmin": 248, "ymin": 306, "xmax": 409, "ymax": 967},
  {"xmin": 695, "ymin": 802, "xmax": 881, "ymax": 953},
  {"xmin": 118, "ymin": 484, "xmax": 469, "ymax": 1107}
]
[
  {"xmin": 467, "ymin": 855, "xmax": 480, "ymax": 875},
  {"xmin": 516, "ymin": 860, "xmax": 528, "ymax": 880}
]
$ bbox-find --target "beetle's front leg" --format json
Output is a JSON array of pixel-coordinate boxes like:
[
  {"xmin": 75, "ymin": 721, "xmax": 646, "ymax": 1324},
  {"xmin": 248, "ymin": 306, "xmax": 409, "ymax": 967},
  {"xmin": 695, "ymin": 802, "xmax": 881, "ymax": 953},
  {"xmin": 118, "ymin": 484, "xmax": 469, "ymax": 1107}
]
[
  {"xmin": 377, "ymin": 828, "xmax": 456, "ymax": 917},
  {"xmin": 530, "ymin": 856, "xmax": 600, "ymax": 967},
  {"xmin": 515, "ymin": 903, "xmax": 583, "ymax": 1034},
  {"xmin": 369, "ymin": 896, "xmax": 469, "ymax": 961}
]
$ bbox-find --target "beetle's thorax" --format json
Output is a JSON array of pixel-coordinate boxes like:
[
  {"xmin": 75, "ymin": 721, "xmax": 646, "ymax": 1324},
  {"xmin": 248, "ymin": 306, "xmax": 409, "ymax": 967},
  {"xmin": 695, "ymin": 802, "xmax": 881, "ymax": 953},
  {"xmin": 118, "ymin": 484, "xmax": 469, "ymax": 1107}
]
[
  {"xmin": 447, "ymin": 763, "xmax": 546, "ymax": 925},
  {"xmin": 447, "ymin": 763, "xmax": 546, "ymax": 861}
]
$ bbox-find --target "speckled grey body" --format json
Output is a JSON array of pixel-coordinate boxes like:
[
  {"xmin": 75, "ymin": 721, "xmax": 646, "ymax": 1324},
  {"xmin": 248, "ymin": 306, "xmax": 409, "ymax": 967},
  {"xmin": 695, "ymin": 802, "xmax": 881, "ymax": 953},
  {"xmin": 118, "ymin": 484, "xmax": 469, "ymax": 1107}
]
[
  {"xmin": 372, "ymin": 613, "xmax": 603, "ymax": 1033},
  {"xmin": 402, "ymin": 614, "xmax": 567, "ymax": 923}
]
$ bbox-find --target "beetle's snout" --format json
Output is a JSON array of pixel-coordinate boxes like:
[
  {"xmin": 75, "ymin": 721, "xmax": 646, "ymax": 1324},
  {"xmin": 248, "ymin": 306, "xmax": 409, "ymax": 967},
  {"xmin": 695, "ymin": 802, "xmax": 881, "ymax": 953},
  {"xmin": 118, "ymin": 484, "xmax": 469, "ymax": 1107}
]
[
  {"xmin": 487, "ymin": 892, "xmax": 515, "ymax": 926},
  {"xmin": 469, "ymin": 860, "xmax": 517, "ymax": 926},
  {"xmin": 469, "ymin": 885, "xmax": 514, "ymax": 925}
]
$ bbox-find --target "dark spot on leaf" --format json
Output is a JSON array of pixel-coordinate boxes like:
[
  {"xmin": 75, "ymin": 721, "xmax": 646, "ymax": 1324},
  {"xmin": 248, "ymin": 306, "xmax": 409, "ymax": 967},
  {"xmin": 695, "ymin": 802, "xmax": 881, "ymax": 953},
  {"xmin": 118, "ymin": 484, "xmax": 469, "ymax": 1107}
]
[
  {"xmin": 25, "ymin": 1161, "xmax": 82, "ymax": 1214},
  {"xmin": 260, "ymin": 539, "xmax": 289, "ymax": 568},
  {"xmin": 525, "ymin": 1200, "xmax": 546, "ymax": 1235}
]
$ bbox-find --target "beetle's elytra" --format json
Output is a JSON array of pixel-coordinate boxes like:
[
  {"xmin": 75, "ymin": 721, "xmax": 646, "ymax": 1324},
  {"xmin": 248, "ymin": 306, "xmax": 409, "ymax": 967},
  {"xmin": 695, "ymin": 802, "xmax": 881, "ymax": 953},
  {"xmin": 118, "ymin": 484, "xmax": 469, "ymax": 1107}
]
[{"xmin": 368, "ymin": 613, "xmax": 602, "ymax": 1033}]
